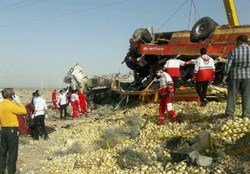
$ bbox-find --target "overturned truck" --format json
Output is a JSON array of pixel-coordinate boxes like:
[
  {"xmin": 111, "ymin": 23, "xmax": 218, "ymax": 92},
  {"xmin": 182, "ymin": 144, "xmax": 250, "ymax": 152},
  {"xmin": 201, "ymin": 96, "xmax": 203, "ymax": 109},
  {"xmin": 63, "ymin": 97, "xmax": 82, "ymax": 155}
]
[
  {"xmin": 117, "ymin": 17, "xmax": 250, "ymax": 100},
  {"xmin": 123, "ymin": 17, "xmax": 250, "ymax": 86}
]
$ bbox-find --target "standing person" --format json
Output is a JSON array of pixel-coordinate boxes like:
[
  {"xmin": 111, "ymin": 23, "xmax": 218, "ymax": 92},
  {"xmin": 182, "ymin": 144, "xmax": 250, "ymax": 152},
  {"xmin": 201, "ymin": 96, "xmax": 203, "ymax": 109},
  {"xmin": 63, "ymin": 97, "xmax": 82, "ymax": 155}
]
[
  {"xmin": 78, "ymin": 88, "xmax": 88, "ymax": 117},
  {"xmin": 193, "ymin": 48, "xmax": 215, "ymax": 106},
  {"xmin": 31, "ymin": 90, "xmax": 39, "ymax": 105},
  {"xmin": 70, "ymin": 90, "xmax": 79, "ymax": 120},
  {"xmin": 0, "ymin": 88, "xmax": 27, "ymax": 174},
  {"xmin": 32, "ymin": 92, "xmax": 48, "ymax": 140},
  {"xmin": 51, "ymin": 90, "xmax": 58, "ymax": 109},
  {"xmin": 224, "ymin": 35, "xmax": 250, "ymax": 118},
  {"xmin": 163, "ymin": 55, "xmax": 193, "ymax": 94},
  {"xmin": 57, "ymin": 87, "xmax": 69, "ymax": 120},
  {"xmin": 0, "ymin": 90, "xmax": 3, "ymax": 102},
  {"xmin": 156, "ymin": 68, "xmax": 178, "ymax": 125}
]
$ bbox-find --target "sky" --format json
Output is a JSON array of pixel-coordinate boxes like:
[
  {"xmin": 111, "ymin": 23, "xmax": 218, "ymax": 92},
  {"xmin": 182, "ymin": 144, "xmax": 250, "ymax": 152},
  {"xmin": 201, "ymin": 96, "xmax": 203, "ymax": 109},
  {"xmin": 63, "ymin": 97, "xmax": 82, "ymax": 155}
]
[{"xmin": 1, "ymin": 0, "xmax": 250, "ymax": 88}]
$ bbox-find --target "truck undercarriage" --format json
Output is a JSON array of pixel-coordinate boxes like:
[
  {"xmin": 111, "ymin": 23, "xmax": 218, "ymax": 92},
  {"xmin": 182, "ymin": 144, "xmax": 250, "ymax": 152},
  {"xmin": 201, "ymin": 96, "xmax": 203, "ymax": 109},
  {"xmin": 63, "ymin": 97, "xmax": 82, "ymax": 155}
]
[{"xmin": 118, "ymin": 17, "xmax": 250, "ymax": 97}]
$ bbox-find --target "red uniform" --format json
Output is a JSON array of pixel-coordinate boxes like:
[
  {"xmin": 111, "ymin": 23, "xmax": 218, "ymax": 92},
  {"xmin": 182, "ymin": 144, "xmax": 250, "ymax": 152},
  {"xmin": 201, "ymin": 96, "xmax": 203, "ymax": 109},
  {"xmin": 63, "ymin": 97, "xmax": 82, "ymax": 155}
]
[
  {"xmin": 70, "ymin": 93, "xmax": 79, "ymax": 119},
  {"xmin": 51, "ymin": 90, "xmax": 58, "ymax": 109},
  {"xmin": 193, "ymin": 54, "xmax": 215, "ymax": 105},
  {"xmin": 159, "ymin": 72, "xmax": 178, "ymax": 124},
  {"xmin": 163, "ymin": 58, "xmax": 186, "ymax": 77},
  {"xmin": 193, "ymin": 55, "xmax": 215, "ymax": 82},
  {"xmin": 78, "ymin": 92, "xmax": 88, "ymax": 117}
]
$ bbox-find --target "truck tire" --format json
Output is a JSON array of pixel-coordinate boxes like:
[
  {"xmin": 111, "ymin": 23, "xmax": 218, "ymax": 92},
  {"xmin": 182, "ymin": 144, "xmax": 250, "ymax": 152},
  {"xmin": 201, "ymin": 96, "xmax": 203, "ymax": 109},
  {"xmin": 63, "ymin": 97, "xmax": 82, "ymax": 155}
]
[
  {"xmin": 190, "ymin": 17, "xmax": 219, "ymax": 42},
  {"xmin": 133, "ymin": 28, "xmax": 152, "ymax": 43}
]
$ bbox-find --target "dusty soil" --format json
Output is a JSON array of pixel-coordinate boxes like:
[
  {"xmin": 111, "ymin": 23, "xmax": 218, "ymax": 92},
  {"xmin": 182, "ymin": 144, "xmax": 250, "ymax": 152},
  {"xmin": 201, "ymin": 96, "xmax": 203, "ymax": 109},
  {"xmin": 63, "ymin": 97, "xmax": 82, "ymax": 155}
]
[
  {"xmin": 15, "ymin": 89, "xmax": 94, "ymax": 173},
  {"xmin": 3, "ymin": 89, "xmax": 250, "ymax": 174}
]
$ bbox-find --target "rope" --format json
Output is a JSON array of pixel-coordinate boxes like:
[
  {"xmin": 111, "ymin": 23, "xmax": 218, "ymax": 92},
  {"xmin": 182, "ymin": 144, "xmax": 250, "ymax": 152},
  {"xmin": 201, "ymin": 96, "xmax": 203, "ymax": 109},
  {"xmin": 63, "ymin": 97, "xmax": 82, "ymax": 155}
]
[
  {"xmin": 114, "ymin": 95, "xmax": 127, "ymax": 111},
  {"xmin": 188, "ymin": 0, "xmax": 200, "ymax": 30},
  {"xmin": 156, "ymin": 0, "xmax": 189, "ymax": 32}
]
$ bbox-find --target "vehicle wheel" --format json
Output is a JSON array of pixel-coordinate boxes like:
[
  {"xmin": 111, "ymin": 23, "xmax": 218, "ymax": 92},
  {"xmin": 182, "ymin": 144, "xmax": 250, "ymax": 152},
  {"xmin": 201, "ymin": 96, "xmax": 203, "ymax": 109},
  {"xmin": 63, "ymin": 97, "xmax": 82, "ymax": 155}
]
[
  {"xmin": 133, "ymin": 28, "xmax": 152, "ymax": 43},
  {"xmin": 190, "ymin": 17, "xmax": 219, "ymax": 42}
]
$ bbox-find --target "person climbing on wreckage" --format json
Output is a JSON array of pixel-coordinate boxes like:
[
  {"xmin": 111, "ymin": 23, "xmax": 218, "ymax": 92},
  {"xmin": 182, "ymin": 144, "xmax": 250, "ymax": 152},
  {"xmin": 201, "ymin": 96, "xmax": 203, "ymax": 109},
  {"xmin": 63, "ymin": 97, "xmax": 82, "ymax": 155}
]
[
  {"xmin": 156, "ymin": 68, "xmax": 179, "ymax": 125},
  {"xmin": 122, "ymin": 38, "xmax": 151, "ymax": 89}
]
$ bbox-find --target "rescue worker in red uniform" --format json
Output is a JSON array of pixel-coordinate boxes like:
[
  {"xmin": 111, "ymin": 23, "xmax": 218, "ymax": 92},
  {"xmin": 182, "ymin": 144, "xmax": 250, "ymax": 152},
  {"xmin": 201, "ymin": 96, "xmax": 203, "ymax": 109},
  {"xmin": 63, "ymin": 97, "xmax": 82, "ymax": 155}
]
[
  {"xmin": 70, "ymin": 90, "xmax": 79, "ymax": 120},
  {"xmin": 51, "ymin": 90, "xmax": 58, "ymax": 109},
  {"xmin": 157, "ymin": 68, "xmax": 178, "ymax": 124},
  {"xmin": 163, "ymin": 55, "xmax": 193, "ymax": 94},
  {"xmin": 193, "ymin": 48, "xmax": 215, "ymax": 106},
  {"xmin": 78, "ymin": 88, "xmax": 88, "ymax": 117}
]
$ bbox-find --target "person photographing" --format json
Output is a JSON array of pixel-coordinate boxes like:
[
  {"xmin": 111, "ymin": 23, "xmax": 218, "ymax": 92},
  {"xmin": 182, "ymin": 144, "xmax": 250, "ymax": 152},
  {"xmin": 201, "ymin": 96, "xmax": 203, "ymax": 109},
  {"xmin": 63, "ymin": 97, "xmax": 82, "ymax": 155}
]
[{"xmin": 0, "ymin": 88, "xmax": 27, "ymax": 174}]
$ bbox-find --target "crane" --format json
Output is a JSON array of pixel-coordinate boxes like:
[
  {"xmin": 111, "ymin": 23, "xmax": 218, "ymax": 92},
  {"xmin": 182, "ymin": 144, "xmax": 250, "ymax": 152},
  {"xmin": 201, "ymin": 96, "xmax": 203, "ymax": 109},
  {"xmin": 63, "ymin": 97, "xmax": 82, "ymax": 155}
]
[{"xmin": 223, "ymin": 0, "xmax": 239, "ymax": 26}]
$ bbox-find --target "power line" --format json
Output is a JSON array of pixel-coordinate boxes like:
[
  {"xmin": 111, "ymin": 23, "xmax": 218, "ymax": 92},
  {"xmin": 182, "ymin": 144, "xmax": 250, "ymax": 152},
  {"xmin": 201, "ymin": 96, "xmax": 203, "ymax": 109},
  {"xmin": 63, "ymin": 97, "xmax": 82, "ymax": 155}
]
[
  {"xmin": 188, "ymin": 0, "xmax": 200, "ymax": 30},
  {"xmin": 0, "ymin": 0, "xmax": 132, "ymax": 28},
  {"xmin": 156, "ymin": 0, "xmax": 189, "ymax": 32},
  {"xmin": 0, "ymin": 0, "xmax": 44, "ymax": 13},
  {"xmin": 0, "ymin": 0, "xmax": 29, "ymax": 11},
  {"xmin": 0, "ymin": 55, "xmax": 36, "ymax": 78}
]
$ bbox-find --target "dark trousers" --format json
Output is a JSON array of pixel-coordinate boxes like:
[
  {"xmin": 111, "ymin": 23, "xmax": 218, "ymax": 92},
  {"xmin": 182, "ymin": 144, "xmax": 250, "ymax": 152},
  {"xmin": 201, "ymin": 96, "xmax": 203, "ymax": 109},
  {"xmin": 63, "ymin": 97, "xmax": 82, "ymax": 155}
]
[
  {"xmin": 34, "ymin": 115, "xmax": 48, "ymax": 140},
  {"xmin": 196, "ymin": 81, "xmax": 209, "ymax": 102},
  {"xmin": 172, "ymin": 77, "xmax": 180, "ymax": 98},
  {"xmin": 60, "ymin": 104, "xmax": 67, "ymax": 119},
  {"xmin": 226, "ymin": 78, "xmax": 250, "ymax": 118},
  {"xmin": 0, "ymin": 127, "xmax": 19, "ymax": 174},
  {"xmin": 172, "ymin": 77, "xmax": 180, "ymax": 91}
]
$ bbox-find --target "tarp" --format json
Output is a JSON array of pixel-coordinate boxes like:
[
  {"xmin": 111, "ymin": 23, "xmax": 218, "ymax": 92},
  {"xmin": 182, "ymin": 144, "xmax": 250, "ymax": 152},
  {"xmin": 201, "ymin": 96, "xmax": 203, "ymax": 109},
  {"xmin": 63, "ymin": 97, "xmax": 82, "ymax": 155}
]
[{"xmin": 18, "ymin": 103, "xmax": 34, "ymax": 135}]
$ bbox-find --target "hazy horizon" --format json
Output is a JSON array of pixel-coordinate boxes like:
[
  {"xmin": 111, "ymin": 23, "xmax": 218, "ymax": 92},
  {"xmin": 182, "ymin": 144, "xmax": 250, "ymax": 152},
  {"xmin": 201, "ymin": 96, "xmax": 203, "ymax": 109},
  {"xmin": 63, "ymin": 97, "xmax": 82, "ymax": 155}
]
[{"xmin": 1, "ymin": 0, "xmax": 250, "ymax": 88}]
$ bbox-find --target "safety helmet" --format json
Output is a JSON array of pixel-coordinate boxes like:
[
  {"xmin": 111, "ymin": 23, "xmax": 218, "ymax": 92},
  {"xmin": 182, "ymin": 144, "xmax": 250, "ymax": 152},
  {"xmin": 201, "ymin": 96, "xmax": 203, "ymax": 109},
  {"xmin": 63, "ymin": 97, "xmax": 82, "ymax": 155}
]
[{"xmin": 80, "ymin": 88, "xmax": 84, "ymax": 93}]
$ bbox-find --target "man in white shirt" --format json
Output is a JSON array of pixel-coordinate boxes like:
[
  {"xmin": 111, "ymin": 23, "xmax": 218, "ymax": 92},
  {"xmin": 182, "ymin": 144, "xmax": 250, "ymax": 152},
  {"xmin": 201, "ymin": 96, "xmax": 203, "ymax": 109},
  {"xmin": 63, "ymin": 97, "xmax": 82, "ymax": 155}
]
[
  {"xmin": 57, "ymin": 87, "xmax": 69, "ymax": 120},
  {"xmin": 33, "ymin": 92, "xmax": 48, "ymax": 140}
]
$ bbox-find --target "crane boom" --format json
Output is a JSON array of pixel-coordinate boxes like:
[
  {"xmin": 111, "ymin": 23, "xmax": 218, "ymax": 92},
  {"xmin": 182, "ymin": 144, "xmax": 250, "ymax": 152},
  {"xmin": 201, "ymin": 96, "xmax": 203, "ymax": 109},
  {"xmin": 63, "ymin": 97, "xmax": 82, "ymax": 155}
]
[{"xmin": 223, "ymin": 0, "xmax": 239, "ymax": 26}]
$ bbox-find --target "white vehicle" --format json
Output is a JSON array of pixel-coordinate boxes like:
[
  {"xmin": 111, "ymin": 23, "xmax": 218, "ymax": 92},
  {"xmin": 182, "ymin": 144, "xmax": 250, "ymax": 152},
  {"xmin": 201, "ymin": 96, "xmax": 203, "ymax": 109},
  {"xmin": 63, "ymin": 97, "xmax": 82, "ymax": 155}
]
[
  {"xmin": 64, "ymin": 63, "xmax": 88, "ymax": 90},
  {"xmin": 63, "ymin": 63, "xmax": 112, "ymax": 104}
]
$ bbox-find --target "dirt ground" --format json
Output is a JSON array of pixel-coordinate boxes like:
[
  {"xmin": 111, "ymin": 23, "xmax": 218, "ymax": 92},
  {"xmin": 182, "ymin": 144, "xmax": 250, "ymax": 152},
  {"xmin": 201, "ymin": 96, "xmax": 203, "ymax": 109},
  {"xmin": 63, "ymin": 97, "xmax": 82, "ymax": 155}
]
[
  {"xmin": 14, "ymin": 88, "xmax": 119, "ymax": 174},
  {"xmin": 2, "ymin": 88, "xmax": 249, "ymax": 174},
  {"xmin": 14, "ymin": 89, "xmax": 94, "ymax": 174}
]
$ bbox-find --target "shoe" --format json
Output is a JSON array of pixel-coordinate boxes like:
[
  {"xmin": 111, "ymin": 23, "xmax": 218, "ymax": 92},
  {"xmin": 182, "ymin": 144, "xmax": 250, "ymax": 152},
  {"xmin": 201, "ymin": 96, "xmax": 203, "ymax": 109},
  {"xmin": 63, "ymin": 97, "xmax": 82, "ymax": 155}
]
[
  {"xmin": 200, "ymin": 100, "xmax": 208, "ymax": 107},
  {"xmin": 226, "ymin": 115, "xmax": 234, "ymax": 119},
  {"xmin": 203, "ymin": 98, "xmax": 209, "ymax": 104},
  {"xmin": 200, "ymin": 102, "xmax": 206, "ymax": 107},
  {"xmin": 172, "ymin": 115, "xmax": 179, "ymax": 123},
  {"xmin": 44, "ymin": 136, "xmax": 49, "ymax": 140},
  {"xmin": 159, "ymin": 120, "xmax": 165, "ymax": 125}
]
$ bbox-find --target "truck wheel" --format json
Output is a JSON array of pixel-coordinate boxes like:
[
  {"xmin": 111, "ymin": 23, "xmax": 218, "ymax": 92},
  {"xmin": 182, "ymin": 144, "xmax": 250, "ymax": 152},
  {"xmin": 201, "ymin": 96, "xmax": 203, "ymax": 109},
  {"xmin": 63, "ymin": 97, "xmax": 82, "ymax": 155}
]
[{"xmin": 190, "ymin": 17, "xmax": 219, "ymax": 42}]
